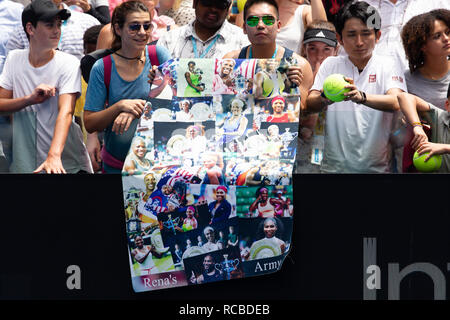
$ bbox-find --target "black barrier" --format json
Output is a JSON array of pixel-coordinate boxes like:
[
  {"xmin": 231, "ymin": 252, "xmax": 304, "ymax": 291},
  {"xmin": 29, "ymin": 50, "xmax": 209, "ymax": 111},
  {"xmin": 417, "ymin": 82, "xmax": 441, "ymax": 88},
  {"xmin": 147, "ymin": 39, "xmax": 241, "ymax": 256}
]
[{"xmin": 0, "ymin": 174, "xmax": 449, "ymax": 300}]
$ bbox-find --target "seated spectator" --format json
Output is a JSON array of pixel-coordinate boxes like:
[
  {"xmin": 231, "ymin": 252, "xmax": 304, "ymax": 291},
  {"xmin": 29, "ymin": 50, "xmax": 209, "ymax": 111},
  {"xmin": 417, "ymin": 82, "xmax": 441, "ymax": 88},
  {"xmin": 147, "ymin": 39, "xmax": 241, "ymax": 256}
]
[
  {"xmin": 159, "ymin": 0, "xmax": 196, "ymax": 26},
  {"xmin": 0, "ymin": 0, "xmax": 93, "ymax": 173},
  {"xmin": 306, "ymin": 1, "xmax": 406, "ymax": 173},
  {"xmin": 64, "ymin": 0, "xmax": 111, "ymax": 24},
  {"xmin": 276, "ymin": 0, "xmax": 327, "ymax": 53},
  {"xmin": 357, "ymin": 0, "xmax": 449, "ymax": 72},
  {"xmin": 83, "ymin": 1, "xmax": 171, "ymax": 173},
  {"xmin": 157, "ymin": 0, "xmax": 249, "ymax": 58},
  {"xmin": 96, "ymin": 0, "xmax": 175, "ymax": 49},
  {"xmin": 6, "ymin": 0, "xmax": 101, "ymax": 61},
  {"xmin": 397, "ymin": 83, "xmax": 450, "ymax": 172},
  {"xmin": 224, "ymin": 0, "xmax": 313, "ymax": 111}
]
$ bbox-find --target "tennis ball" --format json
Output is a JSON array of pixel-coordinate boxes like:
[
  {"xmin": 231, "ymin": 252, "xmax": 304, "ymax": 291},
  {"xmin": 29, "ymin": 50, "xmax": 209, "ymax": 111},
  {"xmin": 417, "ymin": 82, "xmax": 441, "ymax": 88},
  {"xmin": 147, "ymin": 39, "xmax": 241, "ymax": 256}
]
[
  {"xmin": 413, "ymin": 151, "xmax": 442, "ymax": 173},
  {"xmin": 323, "ymin": 74, "xmax": 351, "ymax": 102},
  {"xmin": 237, "ymin": 0, "xmax": 247, "ymax": 13}
]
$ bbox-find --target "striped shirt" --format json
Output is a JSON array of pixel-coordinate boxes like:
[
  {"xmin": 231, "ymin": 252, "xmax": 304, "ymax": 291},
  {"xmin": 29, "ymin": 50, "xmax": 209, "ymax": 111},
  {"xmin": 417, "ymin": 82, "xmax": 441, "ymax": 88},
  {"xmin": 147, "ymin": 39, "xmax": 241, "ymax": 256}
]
[
  {"xmin": 5, "ymin": 4, "xmax": 100, "ymax": 61},
  {"xmin": 157, "ymin": 19, "xmax": 249, "ymax": 59}
]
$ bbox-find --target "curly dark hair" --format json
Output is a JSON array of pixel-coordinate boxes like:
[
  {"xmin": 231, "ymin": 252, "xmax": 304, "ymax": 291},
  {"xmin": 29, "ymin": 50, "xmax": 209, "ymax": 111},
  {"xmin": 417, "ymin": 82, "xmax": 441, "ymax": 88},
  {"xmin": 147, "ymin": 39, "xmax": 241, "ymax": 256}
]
[{"xmin": 401, "ymin": 9, "xmax": 450, "ymax": 73}]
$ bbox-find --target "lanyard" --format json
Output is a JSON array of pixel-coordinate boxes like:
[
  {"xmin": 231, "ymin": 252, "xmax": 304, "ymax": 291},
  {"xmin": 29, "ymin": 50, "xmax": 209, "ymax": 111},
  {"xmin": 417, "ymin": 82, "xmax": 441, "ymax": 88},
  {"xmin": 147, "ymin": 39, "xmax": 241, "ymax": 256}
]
[
  {"xmin": 191, "ymin": 35, "xmax": 219, "ymax": 58},
  {"xmin": 57, "ymin": 19, "xmax": 68, "ymax": 50},
  {"xmin": 248, "ymin": 45, "xmax": 278, "ymax": 59}
]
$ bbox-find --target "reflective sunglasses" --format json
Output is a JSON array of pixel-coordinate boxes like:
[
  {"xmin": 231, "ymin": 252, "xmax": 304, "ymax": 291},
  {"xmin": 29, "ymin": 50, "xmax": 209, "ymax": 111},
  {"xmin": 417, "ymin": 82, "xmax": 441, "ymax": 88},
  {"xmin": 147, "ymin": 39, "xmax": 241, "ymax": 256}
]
[
  {"xmin": 246, "ymin": 15, "xmax": 276, "ymax": 27},
  {"xmin": 199, "ymin": 0, "xmax": 232, "ymax": 10},
  {"xmin": 128, "ymin": 23, "xmax": 152, "ymax": 33}
]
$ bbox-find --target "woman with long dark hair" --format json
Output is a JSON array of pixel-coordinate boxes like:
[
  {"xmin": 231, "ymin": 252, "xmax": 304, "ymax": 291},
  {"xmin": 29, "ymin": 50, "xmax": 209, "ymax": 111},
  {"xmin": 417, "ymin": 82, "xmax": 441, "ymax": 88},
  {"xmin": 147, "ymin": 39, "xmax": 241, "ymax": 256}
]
[{"xmin": 84, "ymin": 1, "xmax": 171, "ymax": 173}]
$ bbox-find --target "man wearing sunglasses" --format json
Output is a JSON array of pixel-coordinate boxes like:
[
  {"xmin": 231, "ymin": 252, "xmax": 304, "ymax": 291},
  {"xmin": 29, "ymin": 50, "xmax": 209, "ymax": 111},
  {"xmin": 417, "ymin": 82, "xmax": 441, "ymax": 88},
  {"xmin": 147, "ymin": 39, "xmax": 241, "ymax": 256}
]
[
  {"xmin": 223, "ymin": 0, "xmax": 313, "ymax": 110},
  {"xmin": 157, "ymin": 0, "xmax": 249, "ymax": 58}
]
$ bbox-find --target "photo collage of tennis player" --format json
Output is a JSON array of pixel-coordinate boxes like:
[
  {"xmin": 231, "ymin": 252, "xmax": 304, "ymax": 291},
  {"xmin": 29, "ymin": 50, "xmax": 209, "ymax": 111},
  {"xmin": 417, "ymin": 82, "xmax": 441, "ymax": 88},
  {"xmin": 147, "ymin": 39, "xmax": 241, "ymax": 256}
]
[{"xmin": 122, "ymin": 58, "xmax": 298, "ymax": 292}]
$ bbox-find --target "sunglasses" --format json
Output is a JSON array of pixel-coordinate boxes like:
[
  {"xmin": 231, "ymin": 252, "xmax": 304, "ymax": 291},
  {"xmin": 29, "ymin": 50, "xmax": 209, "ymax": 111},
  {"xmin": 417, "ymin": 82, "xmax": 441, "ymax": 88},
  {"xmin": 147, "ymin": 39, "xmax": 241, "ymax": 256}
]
[
  {"xmin": 246, "ymin": 15, "xmax": 276, "ymax": 27},
  {"xmin": 128, "ymin": 23, "xmax": 152, "ymax": 33},
  {"xmin": 199, "ymin": 0, "xmax": 231, "ymax": 10}
]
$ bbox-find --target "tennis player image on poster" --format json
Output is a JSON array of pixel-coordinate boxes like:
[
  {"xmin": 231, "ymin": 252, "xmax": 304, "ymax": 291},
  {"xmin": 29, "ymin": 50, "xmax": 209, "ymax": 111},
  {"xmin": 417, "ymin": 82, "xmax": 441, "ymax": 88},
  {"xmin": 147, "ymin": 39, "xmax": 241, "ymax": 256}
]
[
  {"xmin": 184, "ymin": 246, "xmax": 244, "ymax": 285},
  {"xmin": 225, "ymin": 158, "xmax": 293, "ymax": 186},
  {"xmin": 177, "ymin": 59, "xmax": 213, "ymax": 97},
  {"xmin": 258, "ymin": 122, "xmax": 299, "ymax": 161},
  {"xmin": 172, "ymin": 97, "xmax": 215, "ymax": 122},
  {"xmin": 122, "ymin": 58, "xmax": 298, "ymax": 292},
  {"xmin": 213, "ymin": 59, "xmax": 257, "ymax": 95},
  {"xmin": 239, "ymin": 216, "xmax": 292, "ymax": 264},
  {"xmin": 149, "ymin": 58, "xmax": 179, "ymax": 99},
  {"xmin": 253, "ymin": 58, "xmax": 301, "ymax": 99},
  {"xmin": 153, "ymin": 121, "xmax": 216, "ymax": 164},
  {"xmin": 236, "ymin": 185, "xmax": 293, "ymax": 218},
  {"xmin": 215, "ymin": 94, "xmax": 253, "ymax": 154},
  {"xmin": 253, "ymin": 95, "xmax": 300, "ymax": 125}
]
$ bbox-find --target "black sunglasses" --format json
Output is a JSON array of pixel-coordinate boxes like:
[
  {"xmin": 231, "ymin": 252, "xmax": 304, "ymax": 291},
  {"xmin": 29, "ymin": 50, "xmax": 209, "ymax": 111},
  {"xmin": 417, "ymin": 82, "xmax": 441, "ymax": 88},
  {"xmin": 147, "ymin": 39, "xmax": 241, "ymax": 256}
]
[
  {"xmin": 199, "ymin": 0, "xmax": 232, "ymax": 10},
  {"xmin": 128, "ymin": 23, "xmax": 152, "ymax": 32}
]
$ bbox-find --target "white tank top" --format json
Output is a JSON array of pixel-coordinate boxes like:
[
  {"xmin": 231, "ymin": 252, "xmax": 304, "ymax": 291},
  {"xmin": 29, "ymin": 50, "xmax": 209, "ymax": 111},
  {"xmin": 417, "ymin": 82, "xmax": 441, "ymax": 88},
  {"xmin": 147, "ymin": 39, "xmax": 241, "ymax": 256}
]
[{"xmin": 276, "ymin": 5, "xmax": 307, "ymax": 54}]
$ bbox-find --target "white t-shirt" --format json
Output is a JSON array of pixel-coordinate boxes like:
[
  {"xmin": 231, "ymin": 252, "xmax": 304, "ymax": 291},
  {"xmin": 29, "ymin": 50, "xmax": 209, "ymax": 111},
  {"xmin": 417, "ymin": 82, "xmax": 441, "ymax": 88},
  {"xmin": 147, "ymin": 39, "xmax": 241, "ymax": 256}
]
[
  {"xmin": 0, "ymin": 49, "xmax": 93, "ymax": 173},
  {"xmin": 311, "ymin": 54, "xmax": 407, "ymax": 173},
  {"xmin": 276, "ymin": 5, "xmax": 306, "ymax": 54}
]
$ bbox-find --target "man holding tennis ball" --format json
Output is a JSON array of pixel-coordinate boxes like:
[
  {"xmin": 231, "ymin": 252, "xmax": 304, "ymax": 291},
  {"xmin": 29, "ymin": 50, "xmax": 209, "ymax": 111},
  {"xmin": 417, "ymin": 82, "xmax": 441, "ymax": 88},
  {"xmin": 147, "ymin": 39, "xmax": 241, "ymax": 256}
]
[
  {"xmin": 306, "ymin": 1, "xmax": 407, "ymax": 173},
  {"xmin": 397, "ymin": 83, "xmax": 450, "ymax": 173}
]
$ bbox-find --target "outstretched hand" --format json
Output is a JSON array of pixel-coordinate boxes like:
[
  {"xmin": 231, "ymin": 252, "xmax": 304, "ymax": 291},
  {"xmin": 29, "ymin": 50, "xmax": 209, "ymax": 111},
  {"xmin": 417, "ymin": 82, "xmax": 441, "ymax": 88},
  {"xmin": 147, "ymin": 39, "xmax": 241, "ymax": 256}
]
[
  {"xmin": 34, "ymin": 155, "xmax": 66, "ymax": 174},
  {"xmin": 417, "ymin": 141, "xmax": 448, "ymax": 161}
]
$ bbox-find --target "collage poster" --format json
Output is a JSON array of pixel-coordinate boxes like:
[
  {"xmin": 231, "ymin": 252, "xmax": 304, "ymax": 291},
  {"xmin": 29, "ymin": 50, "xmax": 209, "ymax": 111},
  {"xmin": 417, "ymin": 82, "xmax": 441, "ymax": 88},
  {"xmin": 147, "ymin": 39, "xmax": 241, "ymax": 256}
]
[{"xmin": 122, "ymin": 58, "xmax": 298, "ymax": 292}]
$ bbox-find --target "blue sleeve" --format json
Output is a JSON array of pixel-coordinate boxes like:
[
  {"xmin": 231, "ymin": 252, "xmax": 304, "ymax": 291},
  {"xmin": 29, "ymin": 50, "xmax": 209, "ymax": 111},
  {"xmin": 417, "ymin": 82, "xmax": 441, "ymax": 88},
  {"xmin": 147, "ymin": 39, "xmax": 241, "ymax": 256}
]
[
  {"xmin": 155, "ymin": 45, "xmax": 171, "ymax": 65},
  {"xmin": 84, "ymin": 58, "xmax": 108, "ymax": 112}
]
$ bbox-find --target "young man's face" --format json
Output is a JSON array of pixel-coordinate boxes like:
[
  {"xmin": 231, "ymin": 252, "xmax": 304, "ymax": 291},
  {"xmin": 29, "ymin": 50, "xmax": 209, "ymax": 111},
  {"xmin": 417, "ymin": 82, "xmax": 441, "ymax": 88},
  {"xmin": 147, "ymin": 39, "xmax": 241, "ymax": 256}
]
[
  {"xmin": 28, "ymin": 18, "xmax": 62, "ymax": 49},
  {"xmin": 194, "ymin": 0, "xmax": 230, "ymax": 30},
  {"xmin": 337, "ymin": 17, "xmax": 380, "ymax": 63},
  {"xmin": 244, "ymin": 2, "xmax": 280, "ymax": 46},
  {"xmin": 305, "ymin": 41, "xmax": 338, "ymax": 70}
]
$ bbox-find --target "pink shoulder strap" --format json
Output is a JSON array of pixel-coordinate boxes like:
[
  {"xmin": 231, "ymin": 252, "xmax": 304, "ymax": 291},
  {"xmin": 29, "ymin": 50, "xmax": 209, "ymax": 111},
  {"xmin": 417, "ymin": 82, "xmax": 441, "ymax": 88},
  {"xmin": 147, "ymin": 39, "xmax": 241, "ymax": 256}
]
[{"xmin": 102, "ymin": 54, "xmax": 112, "ymax": 103}]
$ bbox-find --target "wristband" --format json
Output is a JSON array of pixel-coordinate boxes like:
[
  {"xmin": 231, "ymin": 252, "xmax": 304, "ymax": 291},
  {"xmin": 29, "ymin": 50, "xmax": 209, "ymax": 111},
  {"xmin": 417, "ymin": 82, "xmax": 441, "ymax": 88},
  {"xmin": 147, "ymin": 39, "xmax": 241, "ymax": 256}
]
[
  {"xmin": 411, "ymin": 122, "xmax": 423, "ymax": 127},
  {"xmin": 358, "ymin": 91, "xmax": 367, "ymax": 104}
]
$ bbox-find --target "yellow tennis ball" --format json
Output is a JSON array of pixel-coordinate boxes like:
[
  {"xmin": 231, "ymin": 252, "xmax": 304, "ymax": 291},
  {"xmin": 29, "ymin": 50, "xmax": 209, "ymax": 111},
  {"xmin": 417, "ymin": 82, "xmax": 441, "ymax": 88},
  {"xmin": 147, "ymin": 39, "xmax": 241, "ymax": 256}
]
[
  {"xmin": 237, "ymin": 0, "xmax": 247, "ymax": 13},
  {"xmin": 413, "ymin": 151, "xmax": 442, "ymax": 172},
  {"xmin": 323, "ymin": 74, "xmax": 351, "ymax": 102}
]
